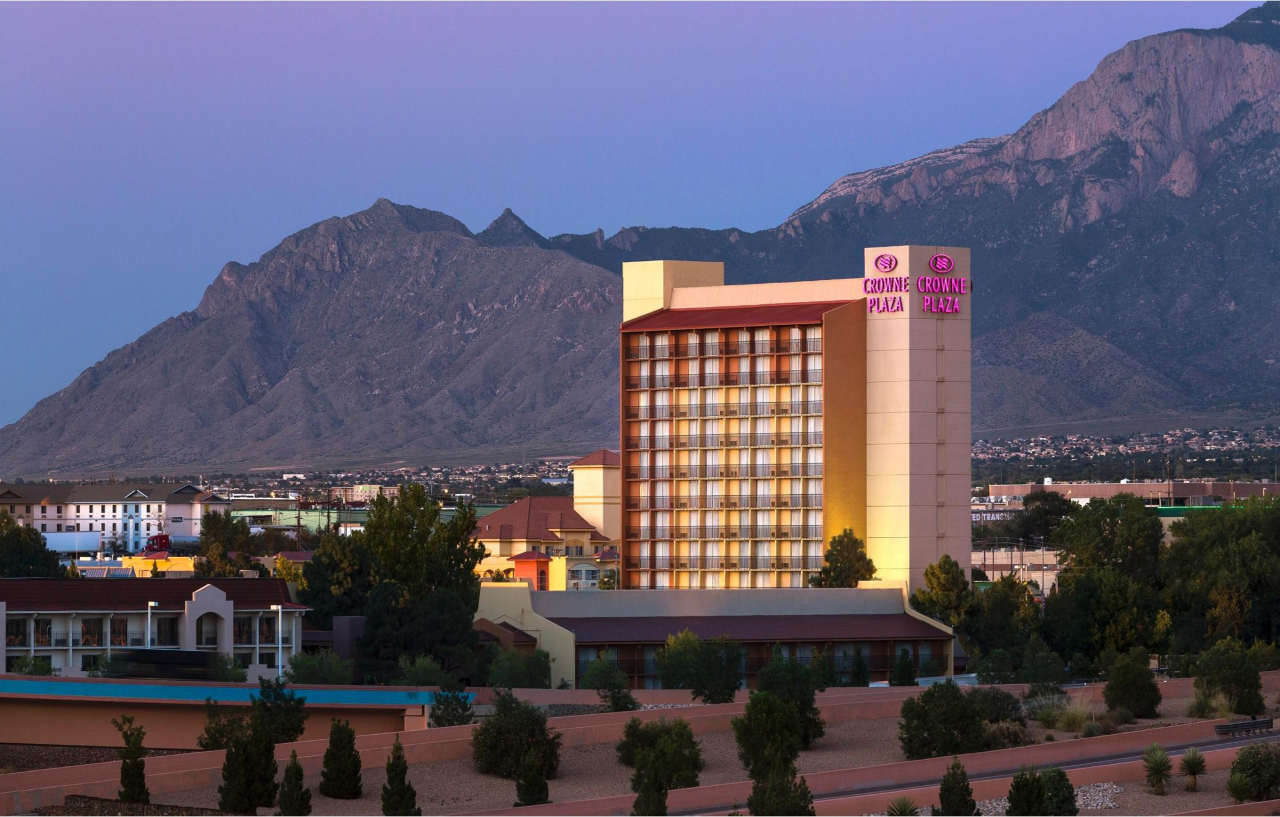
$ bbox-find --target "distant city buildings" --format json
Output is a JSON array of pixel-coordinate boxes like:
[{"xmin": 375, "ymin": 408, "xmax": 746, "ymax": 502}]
[{"xmin": 327, "ymin": 484, "xmax": 400, "ymax": 504}]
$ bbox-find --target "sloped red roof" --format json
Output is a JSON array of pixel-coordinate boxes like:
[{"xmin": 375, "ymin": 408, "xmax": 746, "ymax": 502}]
[
  {"xmin": 550, "ymin": 614, "xmax": 949, "ymax": 644},
  {"xmin": 620, "ymin": 301, "xmax": 852, "ymax": 332},
  {"xmin": 475, "ymin": 496, "xmax": 607, "ymax": 543},
  {"xmin": 508, "ymin": 551, "xmax": 551, "ymax": 562},
  {"xmin": 570, "ymin": 449, "xmax": 620, "ymax": 467},
  {"xmin": 0, "ymin": 578, "xmax": 306, "ymax": 612}
]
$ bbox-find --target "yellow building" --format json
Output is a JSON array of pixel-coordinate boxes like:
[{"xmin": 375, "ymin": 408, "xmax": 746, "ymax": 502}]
[
  {"xmin": 119, "ymin": 554, "xmax": 197, "ymax": 578},
  {"xmin": 473, "ymin": 451, "xmax": 621, "ymax": 590},
  {"xmin": 619, "ymin": 248, "xmax": 971, "ymax": 591}
]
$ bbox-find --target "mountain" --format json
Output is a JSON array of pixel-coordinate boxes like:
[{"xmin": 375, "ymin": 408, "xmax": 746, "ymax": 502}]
[{"xmin": 3, "ymin": 5, "xmax": 1280, "ymax": 475}]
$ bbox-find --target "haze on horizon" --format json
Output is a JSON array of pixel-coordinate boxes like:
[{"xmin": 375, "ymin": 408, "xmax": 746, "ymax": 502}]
[{"xmin": 0, "ymin": 1, "xmax": 1254, "ymax": 427}]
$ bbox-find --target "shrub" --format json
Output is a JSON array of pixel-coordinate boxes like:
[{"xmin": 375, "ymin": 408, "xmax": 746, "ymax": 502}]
[
  {"xmin": 938, "ymin": 758, "xmax": 976, "ymax": 816},
  {"xmin": 898, "ymin": 681, "xmax": 985, "ymax": 760},
  {"xmin": 1005, "ymin": 768, "xmax": 1045, "ymax": 816},
  {"xmin": 885, "ymin": 796, "xmax": 919, "ymax": 815},
  {"xmin": 1195, "ymin": 638, "xmax": 1265, "ymax": 717},
  {"xmin": 1040, "ymin": 768, "xmax": 1078, "ymax": 816},
  {"xmin": 756, "ymin": 649, "xmax": 825, "ymax": 749},
  {"xmin": 1044, "ymin": 733, "xmax": 1055, "ymax": 742},
  {"xmin": 1228, "ymin": 771, "xmax": 1252, "ymax": 803},
  {"xmin": 253, "ymin": 677, "xmax": 308, "ymax": 745},
  {"xmin": 1103, "ymin": 649, "xmax": 1161, "ymax": 718},
  {"xmin": 286, "ymin": 650, "xmax": 355, "ymax": 685},
  {"xmin": 1034, "ymin": 707, "xmax": 1063, "ymax": 730},
  {"xmin": 581, "ymin": 657, "xmax": 638, "ymax": 712},
  {"xmin": 1228, "ymin": 743, "xmax": 1280, "ymax": 801},
  {"xmin": 319, "ymin": 719, "xmax": 363, "ymax": 799},
  {"xmin": 514, "ymin": 751, "xmax": 550, "ymax": 808},
  {"xmin": 1143, "ymin": 744, "xmax": 1171, "ymax": 795},
  {"xmin": 1188, "ymin": 688, "xmax": 1218, "ymax": 718},
  {"xmin": 656, "ymin": 631, "xmax": 743, "ymax": 704},
  {"xmin": 112, "ymin": 715, "xmax": 150, "ymax": 805},
  {"xmin": 733, "ymin": 692, "xmax": 802, "ymax": 781},
  {"xmin": 277, "ymin": 750, "xmax": 312, "ymax": 816},
  {"xmin": 972, "ymin": 649, "xmax": 1017, "ymax": 685},
  {"xmin": 1055, "ymin": 708, "xmax": 1088, "ymax": 733},
  {"xmin": 629, "ymin": 731, "xmax": 691, "ymax": 816},
  {"xmin": 10, "ymin": 655, "xmax": 53, "ymax": 676},
  {"xmin": 429, "ymin": 690, "xmax": 475, "ymax": 727},
  {"xmin": 197, "ymin": 698, "xmax": 247, "ymax": 751},
  {"xmin": 1181, "ymin": 746, "xmax": 1206, "ymax": 792},
  {"xmin": 616, "ymin": 718, "xmax": 703, "ymax": 788},
  {"xmin": 382, "ymin": 737, "xmax": 420, "ymax": 816},
  {"xmin": 397, "ymin": 653, "xmax": 457, "ymax": 688},
  {"xmin": 1108, "ymin": 707, "xmax": 1134, "ymax": 726},
  {"xmin": 890, "ymin": 649, "xmax": 916, "ymax": 686},
  {"xmin": 212, "ymin": 653, "xmax": 247, "ymax": 682},
  {"xmin": 488, "ymin": 648, "xmax": 552, "ymax": 689},
  {"xmin": 983, "ymin": 720, "xmax": 1029, "ymax": 751},
  {"xmin": 1247, "ymin": 641, "xmax": 1280, "ymax": 672},
  {"xmin": 472, "ymin": 689, "xmax": 561, "ymax": 780},
  {"xmin": 1025, "ymin": 681, "xmax": 1065, "ymax": 701},
  {"xmin": 745, "ymin": 762, "xmax": 815, "ymax": 816},
  {"xmin": 219, "ymin": 720, "xmax": 278, "ymax": 812},
  {"xmin": 1081, "ymin": 721, "xmax": 1104, "ymax": 738},
  {"xmin": 969, "ymin": 687, "xmax": 1025, "ymax": 726}
]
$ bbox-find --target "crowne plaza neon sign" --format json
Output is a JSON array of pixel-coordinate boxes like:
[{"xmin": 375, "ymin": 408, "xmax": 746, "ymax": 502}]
[{"xmin": 865, "ymin": 253, "xmax": 967, "ymax": 314}]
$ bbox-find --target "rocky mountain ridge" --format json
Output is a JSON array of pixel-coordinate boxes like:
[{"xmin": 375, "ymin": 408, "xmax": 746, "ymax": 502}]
[{"xmin": 2, "ymin": 5, "xmax": 1278, "ymax": 475}]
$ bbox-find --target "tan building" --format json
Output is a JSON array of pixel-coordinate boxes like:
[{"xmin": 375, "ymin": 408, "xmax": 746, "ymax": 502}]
[{"xmin": 619, "ymin": 248, "xmax": 971, "ymax": 591}]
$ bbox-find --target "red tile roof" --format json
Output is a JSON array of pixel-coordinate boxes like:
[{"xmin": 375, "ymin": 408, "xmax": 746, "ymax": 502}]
[
  {"xmin": 569, "ymin": 449, "xmax": 620, "ymax": 467},
  {"xmin": 620, "ymin": 301, "xmax": 853, "ymax": 332},
  {"xmin": 508, "ymin": 551, "xmax": 551, "ymax": 562},
  {"xmin": 0, "ymin": 578, "xmax": 306, "ymax": 612},
  {"xmin": 549, "ymin": 614, "xmax": 949, "ymax": 644},
  {"xmin": 475, "ymin": 496, "xmax": 607, "ymax": 543}
]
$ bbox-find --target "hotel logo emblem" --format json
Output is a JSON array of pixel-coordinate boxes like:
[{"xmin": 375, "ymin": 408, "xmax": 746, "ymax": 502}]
[{"xmin": 873, "ymin": 253, "xmax": 898, "ymax": 273}]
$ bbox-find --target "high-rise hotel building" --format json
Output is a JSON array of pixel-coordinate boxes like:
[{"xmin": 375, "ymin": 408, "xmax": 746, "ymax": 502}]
[{"xmin": 619, "ymin": 247, "xmax": 971, "ymax": 591}]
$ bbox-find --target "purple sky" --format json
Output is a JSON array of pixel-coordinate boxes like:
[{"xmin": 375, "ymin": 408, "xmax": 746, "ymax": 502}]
[{"xmin": 0, "ymin": 1, "xmax": 1254, "ymax": 427}]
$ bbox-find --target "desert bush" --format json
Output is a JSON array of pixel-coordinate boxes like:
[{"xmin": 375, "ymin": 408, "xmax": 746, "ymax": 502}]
[
  {"xmin": 1188, "ymin": 688, "xmax": 1219, "ymax": 718},
  {"xmin": 1055, "ymin": 707, "xmax": 1088, "ymax": 733},
  {"xmin": 983, "ymin": 720, "xmax": 1030, "ymax": 751},
  {"xmin": 885, "ymin": 796, "xmax": 919, "ymax": 815},
  {"xmin": 1108, "ymin": 707, "xmax": 1134, "ymax": 725},
  {"xmin": 1104, "ymin": 649, "xmax": 1160, "ymax": 718},
  {"xmin": 429, "ymin": 690, "xmax": 474, "ymax": 727},
  {"xmin": 286, "ymin": 650, "xmax": 354, "ymax": 684},
  {"xmin": 1081, "ymin": 721, "xmax": 1104, "ymax": 738},
  {"xmin": 898, "ymin": 681, "xmax": 985, "ymax": 760},
  {"xmin": 1228, "ymin": 743, "xmax": 1280, "ymax": 801},
  {"xmin": 472, "ymin": 689, "xmax": 561, "ymax": 780},
  {"xmin": 615, "ymin": 718, "xmax": 703, "ymax": 789},
  {"xmin": 1040, "ymin": 768, "xmax": 1078, "ymax": 816},
  {"xmin": 1181, "ymin": 746, "xmax": 1206, "ymax": 792},
  {"xmin": 582, "ymin": 657, "xmax": 638, "ymax": 712},
  {"xmin": 1144, "ymin": 743, "xmax": 1172, "ymax": 795},
  {"xmin": 969, "ymin": 687, "xmax": 1025, "ymax": 726}
]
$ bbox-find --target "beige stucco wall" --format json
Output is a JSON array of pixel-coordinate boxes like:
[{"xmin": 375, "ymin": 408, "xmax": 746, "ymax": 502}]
[
  {"xmin": 622, "ymin": 261, "xmax": 724, "ymax": 322},
  {"xmin": 669, "ymin": 277, "xmax": 864, "ymax": 309},
  {"xmin": 569, "ymin": 463, "xmax": 620, "ymax": 543},
  {"xmin": 863, "ymin": 246, "xmax": 971, "ymax": 591},
  {"xmin": 475, "ymin": 583, "xmax": 577, "ymax": 688}
]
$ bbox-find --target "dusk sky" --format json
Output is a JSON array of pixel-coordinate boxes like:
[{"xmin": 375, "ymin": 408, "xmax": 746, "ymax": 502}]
[{"xmin": 0, "ymin": 1, "xmax": 1254, "ymax": 427}]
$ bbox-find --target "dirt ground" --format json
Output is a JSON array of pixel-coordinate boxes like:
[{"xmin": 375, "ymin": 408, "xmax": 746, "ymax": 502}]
[
  {"xmin": 1079, "ymin": 768, "xmax": 1239, "ymax": 815},
  {"xmin": 160, "ymin": 716, "xmax": 906, "ymax": 815}
]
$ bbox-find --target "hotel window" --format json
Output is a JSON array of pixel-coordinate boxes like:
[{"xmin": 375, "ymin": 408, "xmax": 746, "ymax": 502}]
[
  {"xmin": 55, "ymin": 524, "xmax": 61, "ymax": 532},
  {"xmin": 6, "ymin": 619, "xmax": 27, "ymax": 648},
  {"xmin": 154, "ymin": 617, "xmax": 179, "ymax": 646},
  {"xmin": 56, "ymin": 506, "xmax": 62, "ymax": 515},
  {"xmin": 40, "ymin": 505, "xmax": 46, "ymax": 516},
  {"xmin": 87, "ymin": 523, "xmax": 94, "ymax": 532},
  {"xmin": 685, "ymin": 331, "xmax": 698, "ymax": 356},
  {"xmin": 81, "ymin": 618, "xmax": 103, "ymax": 647},
  {"xmin": 703, "ymin": 330, "xmax": 718, "ymax": 354},
  {"xmin": 736, "ymin": 329, "xmax": 750, "ymax": 354},
  {"xmin": 111, "ymin": 617, "xmax": 127, "ymax": 647},
  {"xmin": 753, "ymin": 355, "xmax": 769, "ymax": 384},
  {"xmin": 40, "ymin": 524, "xmax": 46, "ymax": 532},
  {"xmin": 234, "ymin": 616, "xmax": 254, "ymax": 645},
  {"xmin": 805, "ymin": 326, "xmax": 821, "ymax": 350},
  {"xmin": 753, "ymin": 328, "xmax": 771, "ymax": 354},
  {"xmin": 806, "ymin": 354, "xmax": 822, "ymax": 382},
  {"xmin": 34, "ymin": 618, "xmax": 52, "ymax": 647}
]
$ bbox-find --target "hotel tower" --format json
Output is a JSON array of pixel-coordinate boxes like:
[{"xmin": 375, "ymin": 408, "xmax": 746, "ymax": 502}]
[{"xmin": 619, "ymin": 246, "xmax": 971, "ymax": 591}]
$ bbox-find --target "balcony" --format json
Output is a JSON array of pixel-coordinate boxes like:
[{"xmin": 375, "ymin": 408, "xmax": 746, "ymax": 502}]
[{"xmin": 625, "ymin": 556, "xmax": 826, "ymax": 571}]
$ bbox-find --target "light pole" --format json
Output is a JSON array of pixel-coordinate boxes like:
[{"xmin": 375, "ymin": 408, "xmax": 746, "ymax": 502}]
[
  {"xmin": 145, "ymin": 601, "xmax": 157, "ymax": 649},
  {"xmin": 270, "ymin": 604, "xmax": 283, "ymax": 679}
]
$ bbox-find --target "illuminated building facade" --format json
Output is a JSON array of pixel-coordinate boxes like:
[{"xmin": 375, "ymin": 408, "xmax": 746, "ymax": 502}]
[{"xmin": 619, "ymin": 247, "xmax": 971, "ymax": 591}]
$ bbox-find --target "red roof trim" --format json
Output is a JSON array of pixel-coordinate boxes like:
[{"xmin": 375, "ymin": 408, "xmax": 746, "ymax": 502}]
[{"xmin": 620, "ymin": 300, "xmax": 853, "ymax": 332}]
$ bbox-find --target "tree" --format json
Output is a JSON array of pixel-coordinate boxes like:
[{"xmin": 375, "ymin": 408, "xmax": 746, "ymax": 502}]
[
  {"xmin": 1228, "ymin": 743, "xmax": 1280, "ymax": 801},
  {"xmin": 274, "ymin": 554, "xmax": 307, "ymax": 588},
  {"xmin": 1144, "ymin": 744, "xmax": 1171, "ymax": 795},
  {"xmin": 514, "ymin": 750, "xmax": 550, "ymax": 808},
  {"xmin": 630, "ymin": 731, "xmax": 690, "ymax": 816},
  {"xmin": 1181, "ymin": 747, "xmax": 1206, "ymax": 792},
  {"xmin": 616, "ymin": 718, "xmax": 703, "ymax": 788},
  {"xmin": 200, "ymin": 509, "xmax": 253, "ymax": 553},
  {"xmin": 746, "ymin": 763, "xmax": 815, "ymax": 816},
  {"xmin": 212, "ymin": 653, "xmax": 247, "ymax": 682},
  {"xmin": 488, "ymin": 648, "xmax": 552, "ymax": 689},
  {"xmin": 583, "ymin": 657, "xmax": 638, "ymax": 711},
  {"xmin": 0, "ymin": 512, "xmax": 66, "ymax": 577},
  {"xmin": 278, "ymin": 750, "xmax": 312, "ymax": 816},
  {"xmin": 807, "ymin": 529, "xmax": 875, "ymax": 588},
  {"xmin": 219, "ymin": 718, "xmax": 278, "ymax": 812},
  {"xmin": 198, "ymin": 698, "xmax": 247, "ymax": 751},
  {"xmin": 1194, "ymin": 637, "xmax": 1265, "ymax": 716},
  {"xmin": 429, "ymin": 690, "xmax": 475, "ymax": 727},
  {"xmin": 1103, "ymin": 649, "xmax": 1161, "ymax": 718},
  {"xmin": 112, "ymin": 715, "xmax": 150, "ymax": 805},
  {"xmin": 910, "ymin": 555, "xmax": 972, "ymax": 628},
  {"xmin": 287, "ymin": 650, "xmax": 355, "ymax": 684},
  {"xmin": 472, "ymin": 689, "xmax": 561, "ymax": 779},
  {"xmin": 382, "ymin": 737, "xmax": 421, "ymax": 816},
  {"xmin": 300, "ymin": 532, "xmax": 375, "ymax": 629},
  {"xmin": 1005, "ymin": 768, "xmax": 1045, "ymax": 816},
  {"xmin": 756, "ymin": 648, "xmax": 824, "ymax": 749},
  {"xmin": 360, "ymin": 581, "xmax": 478, "ymax": 682},
  {"xmin": 733, "ymin": 692, "xmax": 802, "ymax": 783},
  {"xmin": 397, "ymin": 653, "xmax": 458, "ymax": 687},
  {"xmin": 897, "ymin": 681, "xmax": 985, "ymax": 760},
  {"xmin": 957, "ymin": 575, "xmax": 1038, "ymax": 659},
  {"xmin": 598, "ymin": 568, "xmax": 619, "ymax": 590},
  {"xmin": 253, "ymin": 678, "xmax": 308, "ymax": 744},
  {"xmin": 890, "ymin": 649, "xmax": 916, "ymax": 686},
  {"xmin": 319, "ymin": 719, "xmax": 363, "ymax": 799},
  {"xmin": 1040, "ymin": 768, "xmax": 1078, "ymax": 816},
  {"xmin": 656, "ymin": 630, "xmax": 742, "ymax": 704},
  {"xmin": 364, "ymin": 486, "xmax": 487, "ymax": 605},
  {"xmin": 938, "ymin": 758, "xmax": 976, "ymax": 816}
]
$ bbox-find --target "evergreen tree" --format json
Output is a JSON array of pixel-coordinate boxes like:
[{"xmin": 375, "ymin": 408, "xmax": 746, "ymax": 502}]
[
  {"xmin": 756, "ymin": 647, "xmax": 824, "ymax": 749},
  {"xmin": 732, "ymin": 692, "xmax": 802, "ymax": 783},
  {"xmin": 938, "ymin": 757, "xmax": 977, "ymax": 816},
  {"xmin": 1041, "ymin": 768, "xmax": 1078, "ymax": 815},
  {"xmin": 745, "ymin": 762, "xmax": 815, "ymax": 816},
  {"xmin": 849, "ymin": 650, "xmax": 870, "ymax": 687},
  {"xmin": 807, "ymin": 529, "xmax": 875, "ymax": 588},
  {"xmin": 583, "ymin": 657, "xmax": 639, "ymax": 712},
  {"xmin": 1005, "ymin": 768, "xmax": 1045, "ymax": 816},
  {"xmin": 218, "ymin": 728, "xmax": 256, "ymax": 815},
  {"xmin": 320, "ymin": 719, "xmax": 363, "ymax": 799},
  {"xmin": 514, "ymin": 751, "xmax": 550, "ymax": 807},
  {"xmin": 253, "ymin": 677, "xmax": 308, "ymax": 744},
  {"xmin": 381, "ymin": 737, "xmax": 421, "ymax": 816},
  {"xmin": 1104, "ymin": 648, "xmax": 1161, "ymax": 718},
  {"xmin": 112, "ymin": 715, "xmax": 150, "ymax": 805},
  {"xmin": 277, "ymin": 750, "xmax": 312, "ymax": 816},
  {"xmin": 429, "ymin": 689, "xmax": 475, "ymax": 727}
]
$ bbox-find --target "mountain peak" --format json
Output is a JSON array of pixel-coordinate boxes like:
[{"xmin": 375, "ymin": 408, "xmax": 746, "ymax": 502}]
[
  {"xmin": 349, "ymin": 198, "xmax": 473, "ymax": 237},
  {"xmin": 476, "ymin": 208, "xmax": 547, "ymax": 248}
]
